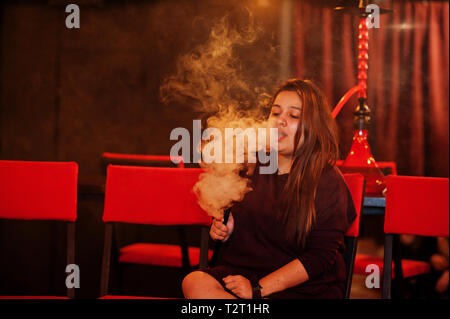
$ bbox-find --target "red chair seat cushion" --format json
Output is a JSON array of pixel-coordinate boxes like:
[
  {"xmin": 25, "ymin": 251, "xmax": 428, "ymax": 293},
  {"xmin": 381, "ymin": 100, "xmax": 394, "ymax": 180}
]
[
  {"xmin": 354, "ymin": 254, "xmax": 431, "ymax": 278},
  {"xmin": 0, "ymin": 296, "xmax": 69, "ymax": 299},
  {"xmin": 119, "ymin": 243, "xmax": 213, "ymax": 268},
  {"xmin": 99, "ymin": 295, "xmax": 174, "ymax": 299}
]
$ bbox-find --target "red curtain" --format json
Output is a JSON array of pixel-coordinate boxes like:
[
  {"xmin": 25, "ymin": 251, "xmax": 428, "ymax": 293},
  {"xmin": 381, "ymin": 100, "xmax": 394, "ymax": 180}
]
[{"xmin": 294, "ymin": 0, "xmax": 449, "ymax": 177}]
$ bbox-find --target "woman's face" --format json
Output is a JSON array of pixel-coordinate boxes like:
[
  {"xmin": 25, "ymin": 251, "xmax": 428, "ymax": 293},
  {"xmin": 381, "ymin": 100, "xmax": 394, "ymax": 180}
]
[{"xmin": 269, "ymin": 90, "xmax": 302, "ymax": 157}]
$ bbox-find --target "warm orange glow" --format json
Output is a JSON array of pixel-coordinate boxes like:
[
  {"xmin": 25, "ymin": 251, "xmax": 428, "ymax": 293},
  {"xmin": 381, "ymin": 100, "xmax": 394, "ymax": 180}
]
[{"xmin": 257, "ymin": 0, "xmax": 270, "ymax": 7}]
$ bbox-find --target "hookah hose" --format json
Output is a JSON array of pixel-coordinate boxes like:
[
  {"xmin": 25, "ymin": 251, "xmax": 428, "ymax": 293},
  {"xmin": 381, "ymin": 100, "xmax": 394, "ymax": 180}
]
[
  {"xmin": 332, "ymin": 85, "xmax": 360, "ymax": 118},
  {"xmin": 209, "ymin": 206, "xmax": 232, "ymax": 268}
]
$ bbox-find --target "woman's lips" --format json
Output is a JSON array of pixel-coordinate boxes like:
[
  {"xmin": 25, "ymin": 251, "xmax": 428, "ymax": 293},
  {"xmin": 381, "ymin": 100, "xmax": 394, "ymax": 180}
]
[{"xmin": 278, "ymin": 133, "xmax": 287, "ymax": 141}]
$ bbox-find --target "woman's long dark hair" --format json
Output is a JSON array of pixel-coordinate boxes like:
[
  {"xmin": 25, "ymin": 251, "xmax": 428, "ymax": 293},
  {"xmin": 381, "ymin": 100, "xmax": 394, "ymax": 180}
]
[{"xmin": 273, "ymin": 79, "xmax": 339, "ymax": 248}]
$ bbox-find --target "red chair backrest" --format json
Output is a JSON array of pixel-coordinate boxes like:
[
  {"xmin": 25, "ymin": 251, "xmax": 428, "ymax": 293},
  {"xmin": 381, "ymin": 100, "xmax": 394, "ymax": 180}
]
[
  {"xmin": 384, "ymin": 175, "xmax": 449, "ymax": 237},
  {"xmin": 342, "ymin": 173, "xmax": 365, "ymax": 237},
  {"xmin": 377, "ymin": 162, "xmax": 397, "ymax": 175},
  {"xmin": 336, "ymin": 160, "xmax": 397, "ymax": 175},
  {"xmin": 102, "ymin": 152, "xmax": 184, "ymax": 168},
  {"xmin": 0, "ymin": 160, "xmax": 78, "ymax": 221},
  {"xmin": 103, "ymin": 165, "xmax": 210, "ymax": 226}
]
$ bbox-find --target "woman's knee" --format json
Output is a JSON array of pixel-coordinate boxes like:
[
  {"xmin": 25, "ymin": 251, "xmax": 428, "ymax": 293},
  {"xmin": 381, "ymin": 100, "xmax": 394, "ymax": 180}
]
[
  {"xmin": 182, "ymin": 271, "xmax": 221, "ymax": 298},
  {"xmin": 182, "ymin": 271, "xmax": 203, "ymax": 297}
]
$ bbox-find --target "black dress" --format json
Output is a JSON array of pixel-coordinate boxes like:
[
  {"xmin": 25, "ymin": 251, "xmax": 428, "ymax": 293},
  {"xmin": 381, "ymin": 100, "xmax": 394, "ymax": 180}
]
[{"xmin": 201, "ymin": 164, "xmax": 357, "ymax": 299}]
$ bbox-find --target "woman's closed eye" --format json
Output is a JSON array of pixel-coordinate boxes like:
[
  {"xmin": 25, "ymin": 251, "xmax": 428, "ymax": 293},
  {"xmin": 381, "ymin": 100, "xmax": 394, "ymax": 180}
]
[
  {"xmin": 270, "ymin": 112, "xmax": 299, "ymax": 119},
  {"xmin": 270, "ymin": 105, "xmax": 281, "ymax": 116}
]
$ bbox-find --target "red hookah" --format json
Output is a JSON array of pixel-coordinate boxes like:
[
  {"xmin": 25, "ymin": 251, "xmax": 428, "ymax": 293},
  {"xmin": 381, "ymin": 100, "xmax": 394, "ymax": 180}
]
[{"xmin": 333, "ymin": 2, "xmax": 391, "ymax": 197}]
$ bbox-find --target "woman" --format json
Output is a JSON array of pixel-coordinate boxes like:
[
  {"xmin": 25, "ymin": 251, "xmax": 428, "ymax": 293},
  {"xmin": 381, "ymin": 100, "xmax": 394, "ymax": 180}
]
[{"xmin": 182, "ymin": 79, "xmax": 357, "ymax": 299}]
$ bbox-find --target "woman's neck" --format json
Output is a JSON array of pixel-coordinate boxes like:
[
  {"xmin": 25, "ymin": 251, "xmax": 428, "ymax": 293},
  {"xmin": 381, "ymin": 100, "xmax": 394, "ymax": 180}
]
[{"xmin": 277, "ymin": 154, "xmax": 293, "ymax": 175}]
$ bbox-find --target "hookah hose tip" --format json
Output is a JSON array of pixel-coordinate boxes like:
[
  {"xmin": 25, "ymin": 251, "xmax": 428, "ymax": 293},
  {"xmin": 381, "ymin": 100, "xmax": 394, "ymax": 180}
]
[
  {"xmin": 209, "ymin": 206, "xmax": 233, "ymax": 268},
  {"xmin": 222, "ymin": 206, "xmax": 232, "ymax": 225}
]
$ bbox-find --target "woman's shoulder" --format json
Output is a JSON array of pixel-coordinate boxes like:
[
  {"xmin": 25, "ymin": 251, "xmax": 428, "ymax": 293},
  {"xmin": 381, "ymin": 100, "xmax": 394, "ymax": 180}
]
[
  {"xmin": 315, "ymin": 164, "xmax": 357, "ymax": 228},
  {"xmin": 317, "ymin": 164, "xmax": 347, "ymax": 193},
  {"xmin": 315, "ymin": 164, "xmax": 350, "ymax": 210}
]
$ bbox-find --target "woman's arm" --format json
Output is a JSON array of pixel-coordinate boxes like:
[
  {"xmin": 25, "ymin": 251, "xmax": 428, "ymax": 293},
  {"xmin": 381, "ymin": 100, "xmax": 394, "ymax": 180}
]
[
  {"xmin": 258, "ymin": 259, "xmax": 309, "ymax": 297},
  {"xmin": 223, "ymin": 258, "xmax": 310, "ymax": 298},
  {"xmin": 224, "ymin": 226, "xmax": 344, "ymax": 298},
  {"xmin": 223, "ymin": 259, "xmax": 310, "ymax": 299}
]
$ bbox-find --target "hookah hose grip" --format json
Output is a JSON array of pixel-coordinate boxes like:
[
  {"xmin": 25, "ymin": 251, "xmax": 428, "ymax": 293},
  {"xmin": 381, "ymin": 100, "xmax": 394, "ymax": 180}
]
[
  {"xmin": 222, "ymin": 206, "xmax": 232, "ymax": 225},
  {"xmin": 209, "ymin": 206, "xmax": 232, "ymax": 267}
]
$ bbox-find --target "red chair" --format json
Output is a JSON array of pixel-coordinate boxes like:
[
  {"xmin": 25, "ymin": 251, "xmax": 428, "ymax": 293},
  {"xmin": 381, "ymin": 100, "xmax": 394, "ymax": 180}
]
[
  {"xmin": 381, "ymin": 175, "xmax": 449, "ymax": 299},
  {"xmin": 354, "ymin": 176, "xmax": 449, "ymax": 298},
  {"xmin": 342, "ymin": 173, "xmax": 366, "ymax": 299},
  {"xmin": 336, "ymin": 160, "xmax": 397, "ymax": 176},
  {"xmin": 0, "ymin": 160, "xmax": 78, "ymax": 299},
  {"xmin": 338, "ymin": 160, "xmax": 397, "ymax": 280},
  {"xmin": 99, "ymin": 165, "xmax": 212, "ymax": 298},
  {"xmin": 101, "ymin": 152, "xmax": 196, "ymax": 271},
  {"xmin": 101, "ymin": 152, "xmax": 184, "ymax": 169}
]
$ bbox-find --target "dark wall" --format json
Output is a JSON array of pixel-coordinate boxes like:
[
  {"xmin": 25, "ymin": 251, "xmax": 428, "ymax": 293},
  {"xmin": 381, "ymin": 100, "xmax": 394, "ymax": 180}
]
[{"xmin": 0, "ymin": 0, "xmax": 281, "ymax": 176}]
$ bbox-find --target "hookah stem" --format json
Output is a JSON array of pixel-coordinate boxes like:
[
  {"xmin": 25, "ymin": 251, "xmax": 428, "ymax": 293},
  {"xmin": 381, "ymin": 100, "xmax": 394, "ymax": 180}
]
[
  {"xmin": 332, "ymin": 16, "xmax": 369, "ymax": 118},
  {"xmin": 358, "ymin": 16, "xmax": 369, "ymax": 100},
  {"xmin": 209, "ymin": 206, "xmax": 233, "ymax": 267}
]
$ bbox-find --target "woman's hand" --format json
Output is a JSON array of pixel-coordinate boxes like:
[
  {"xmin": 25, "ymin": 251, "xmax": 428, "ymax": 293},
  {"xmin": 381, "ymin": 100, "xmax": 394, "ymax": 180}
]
[
  {"xmin": 223, "ymin": 275, "xmax": 252, "ymax": 299},
  {"xmin": 209, "ymin": 213, "xmax": 234, "ymax": 242}
]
